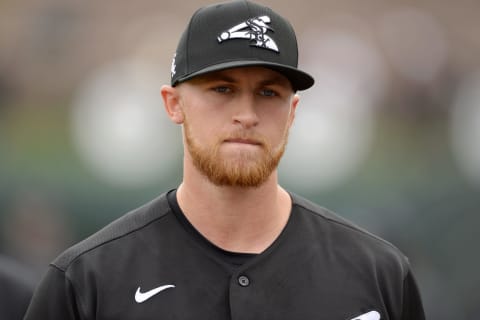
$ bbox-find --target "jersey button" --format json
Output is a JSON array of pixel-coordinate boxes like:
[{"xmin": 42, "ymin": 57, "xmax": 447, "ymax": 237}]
[{"xmin": 238, "ymin": 275, "xmax": 250, "ymax": 287}]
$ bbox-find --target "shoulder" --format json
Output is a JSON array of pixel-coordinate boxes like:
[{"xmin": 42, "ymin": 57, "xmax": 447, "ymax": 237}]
[
  {"xmin": 52, "ymin": 192, "xmax": 172, "ymax": 271},
  {"xmin": 290, "ymin": 193, "xmax": 410, "ymax": 274}
]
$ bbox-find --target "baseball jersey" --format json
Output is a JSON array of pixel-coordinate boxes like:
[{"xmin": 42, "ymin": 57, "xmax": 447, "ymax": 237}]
[{"xmin": 24, "ymin": 190, "xmax": 425, "ymax": 320}]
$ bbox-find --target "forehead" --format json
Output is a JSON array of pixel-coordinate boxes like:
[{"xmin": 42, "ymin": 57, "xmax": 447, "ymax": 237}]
[{"xmin": 187, "ymin": 66, "xmax": 293, "ymax": 88}]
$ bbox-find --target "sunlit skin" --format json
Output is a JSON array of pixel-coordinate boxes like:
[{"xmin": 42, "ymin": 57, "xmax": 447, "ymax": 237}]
[{"xmin": 161, "ymin": 66, "xmax": 300, "ymax": 253}]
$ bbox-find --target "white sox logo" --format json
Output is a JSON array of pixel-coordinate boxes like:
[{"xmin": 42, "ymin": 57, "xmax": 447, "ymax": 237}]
[
  {"xmin": 217, "ymin": 16, "xmax": 279, "ymax": 52},
  {"xmin": 170, "ymin": 53, "xmax": 177, "ymax": 78}
]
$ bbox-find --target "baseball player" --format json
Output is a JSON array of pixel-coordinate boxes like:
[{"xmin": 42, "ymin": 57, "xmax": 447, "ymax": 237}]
[{"xmin": 24, "ymin": 1, "xmax": 425, "ymax": 319}]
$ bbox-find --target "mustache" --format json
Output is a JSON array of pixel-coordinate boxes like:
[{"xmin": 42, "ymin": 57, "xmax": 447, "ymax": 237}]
[{"xmin": 220, "ymin": 131, "xmax": 267, "ymax": 146}]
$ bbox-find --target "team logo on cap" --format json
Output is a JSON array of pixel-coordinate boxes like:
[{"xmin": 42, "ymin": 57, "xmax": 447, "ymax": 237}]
[
  {"xmin": 217, "ymin": 16, "xmax": 279, "ymax": 52},
  {"xmin": 170, "ymin": 53, "xmax": 177, "ymax": 78}
]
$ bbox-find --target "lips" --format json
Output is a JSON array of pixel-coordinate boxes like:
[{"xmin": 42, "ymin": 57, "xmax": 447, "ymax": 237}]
[{"xmin": 224, "ymin": 138, "xmax": 262, "ymax": 145}]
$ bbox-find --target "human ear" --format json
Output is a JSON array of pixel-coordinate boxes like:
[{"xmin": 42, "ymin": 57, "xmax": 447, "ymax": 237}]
[
  {"xmin": 161, "ymin": 85, "xmax": 184, "ymax": 124},
  {"xmin": 288, "ymin": 94, "xmax": 300, "ymax": 127}
]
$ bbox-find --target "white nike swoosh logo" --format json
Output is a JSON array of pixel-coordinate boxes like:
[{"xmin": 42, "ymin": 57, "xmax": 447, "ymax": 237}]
[
  {"xmin": 135, "ymin": 284, "xmax": 175, "ymax": 303},
  {"xmin": 350, "ymin": 310, "xmax": 381, "ymax": 320}
]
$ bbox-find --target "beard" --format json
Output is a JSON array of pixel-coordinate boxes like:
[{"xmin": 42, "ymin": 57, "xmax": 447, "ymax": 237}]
[{"xmin": 183, "ymin": 120, "xmax": 289, "ymax": 188}]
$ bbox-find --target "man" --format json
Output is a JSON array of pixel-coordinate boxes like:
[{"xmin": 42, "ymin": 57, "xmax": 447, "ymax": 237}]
[
  {"xmin": 0, "ymin": 254, "xmax": 35, "ymax": 320},
  {"xmin": 24, "ymin": 1, "xmax": 425, "ymax": 319}
]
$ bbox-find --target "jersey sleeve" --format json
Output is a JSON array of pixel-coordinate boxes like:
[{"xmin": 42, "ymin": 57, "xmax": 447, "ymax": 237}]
[
  {"xmin": 401, "ymin": 269, "xmax": 425, "ymax": 320},
  {"xmin": 23, "ymin": 265, "xmax": 81, "ymax": 320}
]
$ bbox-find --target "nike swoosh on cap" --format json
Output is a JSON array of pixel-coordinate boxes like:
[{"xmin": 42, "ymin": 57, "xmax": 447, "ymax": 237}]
[
  {"xmin": 135, "ymin": 284, "xmax": 175, "ymax": 303},
  {"xmin": 349, "ymin": 310, "xmax": 381, "ymax": 320}
]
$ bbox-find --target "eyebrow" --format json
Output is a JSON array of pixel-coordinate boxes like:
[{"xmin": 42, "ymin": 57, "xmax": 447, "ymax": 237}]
[
  {"xmin": 258, "ymin": 75, "xmax": 291, "ymax": 87},
  {"xmin": 201, "ymin": 73, "xmax": 236, "ymax": 83},
  {"xmin": 196, "ymin": 71, "xmax": 292, "ymax": 88}
]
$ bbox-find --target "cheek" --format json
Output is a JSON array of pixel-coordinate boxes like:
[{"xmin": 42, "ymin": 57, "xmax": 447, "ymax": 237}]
[
  {"xmin": 184, "ymin": 114, "xmax": 223, "ymax": 147},
  {"xmin": 260, "ymin": 105, "xmax": 292, "ymax": 131}
]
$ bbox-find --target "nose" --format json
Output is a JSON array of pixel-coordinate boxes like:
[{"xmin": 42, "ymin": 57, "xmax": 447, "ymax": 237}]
[{"xmin": 232, "ymin": 93, "xmax": 259, "ymax": 128}]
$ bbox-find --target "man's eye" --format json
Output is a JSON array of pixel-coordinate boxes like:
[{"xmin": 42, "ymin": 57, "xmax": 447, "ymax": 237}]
[
  {"xmin": 213, "ymin": 86, "xmax": 231, "ymax": 93},
  {"xmin": 260, "ymin": 89, "xmax": 277, "ymax": 97}
]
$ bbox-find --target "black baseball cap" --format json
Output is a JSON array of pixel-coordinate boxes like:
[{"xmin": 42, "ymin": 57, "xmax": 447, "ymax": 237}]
[{"xmin": 170, "ymin": 0, "xmax": 314, "ymax": 91}]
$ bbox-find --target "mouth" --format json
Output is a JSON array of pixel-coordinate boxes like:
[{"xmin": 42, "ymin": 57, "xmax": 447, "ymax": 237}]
[{"xmin": 223, "ymin": 138, "xmax": 263, "ymax": 146}]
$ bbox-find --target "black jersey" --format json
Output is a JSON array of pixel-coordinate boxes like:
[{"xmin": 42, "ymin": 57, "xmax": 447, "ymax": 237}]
[{"xmin": 24, "ymin": 191, "xmax": 425, "ymax": 320}]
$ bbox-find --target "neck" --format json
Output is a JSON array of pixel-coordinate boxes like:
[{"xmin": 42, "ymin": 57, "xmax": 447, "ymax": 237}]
[{"xmin": 176, "ymin": 164, "xmax": 292, "ymax": 254}]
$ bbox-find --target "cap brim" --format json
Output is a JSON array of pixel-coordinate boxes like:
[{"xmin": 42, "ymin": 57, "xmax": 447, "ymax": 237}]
[{"xmin": 174, "ymin": 60, "xmax": 314, "ymax": 91}]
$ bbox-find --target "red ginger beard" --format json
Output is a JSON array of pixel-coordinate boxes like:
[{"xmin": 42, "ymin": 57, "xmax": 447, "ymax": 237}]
[{"xmin": 183, "ymin": 118, "xmax": 290, "ymax": 188}]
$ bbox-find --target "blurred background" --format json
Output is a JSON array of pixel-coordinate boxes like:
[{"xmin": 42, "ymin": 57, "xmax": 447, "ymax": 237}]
[{"xmin": 0, "ymin": 0, "xmax": 479, "ymax": 318}]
